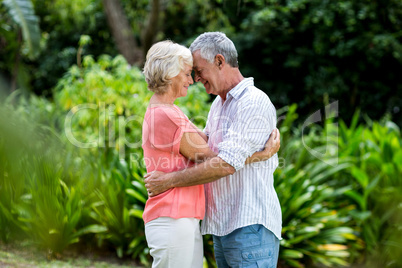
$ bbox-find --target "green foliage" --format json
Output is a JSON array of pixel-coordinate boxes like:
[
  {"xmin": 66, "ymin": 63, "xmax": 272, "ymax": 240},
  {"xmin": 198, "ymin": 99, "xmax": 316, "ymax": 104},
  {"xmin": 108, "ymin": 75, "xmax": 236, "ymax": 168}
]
[
  {"xmin": 54, "ymin": 53, "xmax": 211, "ymax": 159},
  {"xmin": 275, "ymin": 104, "xmax": 402, "ymax": 267},
  {"xmin": 3, "ymin": 0, "xmax": 41, "ymax": 59},
  {"xmin": 235, "ymin": 0, "xmax": 402, "ymax": 126},
  {"xmin": 0, "ymin": 0, "xmax": 42, "ymax": 93},
  {"xmin": 337, "ymin": 115, "xmax": 402, "ymax": 266},
  {"xmin": 276, "ymin": 105, "xmax": 357, "ymax": 267},
  {"xmin": 28, "ymin": 0, "xmax": 116, "ymax": 95},
  {"xmin": 53, "ymin": 55, "xmax": 152, "ymax": 263},
  {"xmin": 89, "ymin": 168, "xmax": 145, "ymax": 259},
  {"xmin": 54, "ymin": 54, "xmax": 151, "ymax": 159},
  {"xmin": 0, "ymin": 98, "xmax": 92, "ymax": 256},
  {"xmin": 0, "ymin": 111, "xmax": 27, "ymax": 242}
]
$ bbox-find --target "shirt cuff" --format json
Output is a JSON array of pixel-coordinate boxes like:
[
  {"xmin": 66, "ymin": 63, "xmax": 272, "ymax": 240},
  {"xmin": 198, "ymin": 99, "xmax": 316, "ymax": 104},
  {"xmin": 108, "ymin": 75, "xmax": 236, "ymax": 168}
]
[{"xmin": 218, "ymin": 149, "xmax": 247, "ymax": 172}]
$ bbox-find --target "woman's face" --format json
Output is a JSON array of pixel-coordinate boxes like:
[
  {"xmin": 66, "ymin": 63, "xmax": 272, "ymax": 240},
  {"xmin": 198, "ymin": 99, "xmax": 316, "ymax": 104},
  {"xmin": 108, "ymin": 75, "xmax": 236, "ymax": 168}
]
[{"xmin": 171, "ymin": 64, "xmax": 194, "ymax": 98}]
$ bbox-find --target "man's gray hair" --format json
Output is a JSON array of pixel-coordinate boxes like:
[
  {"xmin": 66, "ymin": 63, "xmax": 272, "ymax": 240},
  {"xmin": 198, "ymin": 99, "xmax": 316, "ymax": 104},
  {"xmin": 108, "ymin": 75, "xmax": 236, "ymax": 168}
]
[{"xmin": 189, "ymin": 32, "xmax": 239, "ymax": 68}]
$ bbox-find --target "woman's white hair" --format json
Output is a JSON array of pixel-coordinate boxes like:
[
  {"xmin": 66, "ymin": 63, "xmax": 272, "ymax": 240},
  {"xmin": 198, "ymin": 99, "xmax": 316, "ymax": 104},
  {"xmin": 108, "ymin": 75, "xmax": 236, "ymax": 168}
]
[
  {"xmin": 143, "ymin": 40, "xmax": 193, "ymax": 94},
  {"xmin": 189, "ymin": 32, "xmax": 238, "ymax": 67}
]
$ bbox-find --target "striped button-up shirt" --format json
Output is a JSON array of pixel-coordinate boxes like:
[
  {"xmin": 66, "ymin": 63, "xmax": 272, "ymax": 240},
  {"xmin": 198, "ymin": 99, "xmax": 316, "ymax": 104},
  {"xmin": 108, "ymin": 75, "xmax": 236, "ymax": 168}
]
[{"xmin": 201, "ymin": 78, "xmax": 282, "ymax": 239}]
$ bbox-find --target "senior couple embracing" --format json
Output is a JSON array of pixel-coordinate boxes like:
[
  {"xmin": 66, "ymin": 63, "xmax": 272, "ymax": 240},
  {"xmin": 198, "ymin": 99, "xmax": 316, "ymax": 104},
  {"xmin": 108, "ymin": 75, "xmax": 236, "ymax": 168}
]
[{"xmin": 141, "ymin": 32, "xmax": 282, "ymax": 268}]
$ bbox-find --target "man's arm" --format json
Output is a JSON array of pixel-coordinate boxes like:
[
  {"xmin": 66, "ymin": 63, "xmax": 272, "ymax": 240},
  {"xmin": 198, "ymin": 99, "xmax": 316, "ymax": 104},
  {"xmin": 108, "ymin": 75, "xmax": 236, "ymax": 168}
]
[
  {"xmin": 246, "ymin": 128, "xmax": 280, "ymax": 164},
  {"xmin": 181, "ymin": 127, "xmax": 280, "ymax": 164},
  {"xmin": 144, "ymin": 128, "xmax": 280, "ymax": 196},
  {"xmin": 145, "ymin": 156, "xmax": 235, "ymax": 197}
]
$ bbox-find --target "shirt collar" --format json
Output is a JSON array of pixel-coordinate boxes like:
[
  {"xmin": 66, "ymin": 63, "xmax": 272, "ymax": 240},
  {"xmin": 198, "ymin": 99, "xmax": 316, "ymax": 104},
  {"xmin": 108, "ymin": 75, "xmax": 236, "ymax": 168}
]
[{"xmin": 227, "ymin": 77, "xmax": 254, "ymax": 100}]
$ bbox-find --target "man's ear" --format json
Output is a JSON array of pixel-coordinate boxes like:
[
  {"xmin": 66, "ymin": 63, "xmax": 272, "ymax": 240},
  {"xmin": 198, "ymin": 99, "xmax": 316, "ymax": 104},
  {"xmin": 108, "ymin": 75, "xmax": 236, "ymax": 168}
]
[{"xmin": 215, "ymin": 54, "xmax": 225, "ymax": 69}]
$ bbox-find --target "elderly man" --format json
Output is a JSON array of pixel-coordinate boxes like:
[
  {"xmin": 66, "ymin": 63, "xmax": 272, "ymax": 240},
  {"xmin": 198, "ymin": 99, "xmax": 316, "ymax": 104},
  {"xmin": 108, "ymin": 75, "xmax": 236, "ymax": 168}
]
[{"xmin": 145, "ymin": 32, "xmax": 282, "ymax": 268}]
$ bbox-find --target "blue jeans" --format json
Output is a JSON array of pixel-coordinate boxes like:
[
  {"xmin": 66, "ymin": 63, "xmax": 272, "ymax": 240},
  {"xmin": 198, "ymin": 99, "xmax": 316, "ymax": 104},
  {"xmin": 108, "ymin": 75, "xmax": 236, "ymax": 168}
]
[{"xmin": 212, "ymin": 224, "xmax": 280, "ymax": 268}]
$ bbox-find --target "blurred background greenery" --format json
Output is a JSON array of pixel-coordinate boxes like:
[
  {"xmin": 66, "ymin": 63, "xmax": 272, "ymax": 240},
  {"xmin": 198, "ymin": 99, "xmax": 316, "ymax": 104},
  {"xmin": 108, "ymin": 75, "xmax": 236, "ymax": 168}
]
[{"xmin": 1, "ymin": 0, "xmax": 402, "ymax": 267}]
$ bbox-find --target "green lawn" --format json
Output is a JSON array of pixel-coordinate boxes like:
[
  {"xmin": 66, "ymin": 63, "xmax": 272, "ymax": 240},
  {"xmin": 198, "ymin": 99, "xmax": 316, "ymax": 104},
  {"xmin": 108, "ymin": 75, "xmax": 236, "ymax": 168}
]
[{"xmin": 0, "ymin": 241, "xmax": 146, "ymax": 268}]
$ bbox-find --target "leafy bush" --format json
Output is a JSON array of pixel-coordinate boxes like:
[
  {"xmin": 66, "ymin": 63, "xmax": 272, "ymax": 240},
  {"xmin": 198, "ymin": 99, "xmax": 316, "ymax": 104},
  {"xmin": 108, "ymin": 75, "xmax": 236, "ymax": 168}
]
[
  {"xmin": 0, "ymin": 97, "xmax": 97, "ymax": 257},
  {"xmin": 276, "ymin": 104, "xmax": 357, "ymax": 267},
  {"xmin": 338, "ymin": 113, "xmax": 402, "ymax": 267},
  {"xmin": 276, "ymin": 104, "xmax": 402, "ymax": 267}
]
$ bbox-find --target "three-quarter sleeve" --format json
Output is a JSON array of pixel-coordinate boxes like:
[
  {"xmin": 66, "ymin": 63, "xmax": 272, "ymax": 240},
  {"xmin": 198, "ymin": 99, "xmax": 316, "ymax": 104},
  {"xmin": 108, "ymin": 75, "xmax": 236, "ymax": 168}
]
[{"xmin": 217, "ymin": 100, "xmax": 276, "ymax": 171}]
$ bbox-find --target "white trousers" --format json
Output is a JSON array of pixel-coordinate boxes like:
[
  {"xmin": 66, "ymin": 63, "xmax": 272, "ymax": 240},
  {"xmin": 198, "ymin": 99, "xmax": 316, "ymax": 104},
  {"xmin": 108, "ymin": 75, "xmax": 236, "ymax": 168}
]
[{"xmin": 145, "ymin": 217, "xmax": 203, "ymax": 268}]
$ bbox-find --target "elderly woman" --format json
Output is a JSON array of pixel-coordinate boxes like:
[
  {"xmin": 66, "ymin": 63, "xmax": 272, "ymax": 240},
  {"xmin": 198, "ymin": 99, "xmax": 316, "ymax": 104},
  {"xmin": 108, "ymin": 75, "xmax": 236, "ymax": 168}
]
[{"xmin": 141, "ymin": 40, "xmax": 279, "ymax": 268}]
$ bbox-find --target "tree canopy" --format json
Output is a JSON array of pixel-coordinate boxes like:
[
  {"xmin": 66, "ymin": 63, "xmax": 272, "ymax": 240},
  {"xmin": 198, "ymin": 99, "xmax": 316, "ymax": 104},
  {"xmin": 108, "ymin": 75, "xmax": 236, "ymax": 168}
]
[{"xmin": 0, "ymin": 0, "xmax": 401, "ymax": 125}]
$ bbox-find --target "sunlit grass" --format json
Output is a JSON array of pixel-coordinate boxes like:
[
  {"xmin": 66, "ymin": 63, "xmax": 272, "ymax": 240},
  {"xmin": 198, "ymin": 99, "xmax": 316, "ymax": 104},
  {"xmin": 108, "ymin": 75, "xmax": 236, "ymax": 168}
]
[{"xmin": 0, "ymin": 241, "xmax": 145, "ymax": 268}]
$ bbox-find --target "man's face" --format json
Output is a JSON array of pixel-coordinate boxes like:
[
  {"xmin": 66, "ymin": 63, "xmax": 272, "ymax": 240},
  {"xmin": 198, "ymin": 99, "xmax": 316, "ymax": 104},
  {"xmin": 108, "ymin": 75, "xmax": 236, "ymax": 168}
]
[{"xmin": 192, "ymin": 50, "xmax": 221, "ymax": 96}]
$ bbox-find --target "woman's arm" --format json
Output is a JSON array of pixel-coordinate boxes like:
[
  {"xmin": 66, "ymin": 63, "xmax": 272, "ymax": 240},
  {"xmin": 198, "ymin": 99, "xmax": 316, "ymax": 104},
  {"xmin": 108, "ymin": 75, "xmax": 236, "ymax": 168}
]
[
  {"xmin": 146, "ymin": 129, "xmax": 280, "ymax": 196},
  {"xmin": 180, "ymin": 132, "xmax": 216, "ymax": 163},
  {"xmin": 179, "ymin": 128, "xmax": 280, "ymax": 164}
]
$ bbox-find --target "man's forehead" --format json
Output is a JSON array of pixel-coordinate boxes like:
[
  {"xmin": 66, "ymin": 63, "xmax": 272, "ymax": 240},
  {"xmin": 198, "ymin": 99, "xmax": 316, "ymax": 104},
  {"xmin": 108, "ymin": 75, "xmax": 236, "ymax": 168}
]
[
  {"xmin": 192, "ymin": 52, "xmax": 207, "ymax": 69},
  {"xmin": 192, "ymin": 58, "xmax": 200, "ymax": 70}
]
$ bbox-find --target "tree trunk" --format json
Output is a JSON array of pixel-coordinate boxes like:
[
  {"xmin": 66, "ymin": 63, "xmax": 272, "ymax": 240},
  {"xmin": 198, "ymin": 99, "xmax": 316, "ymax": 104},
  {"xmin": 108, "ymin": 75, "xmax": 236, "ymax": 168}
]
[
  {"xmin": 142, "ymin": 0, "xmax": 161, "ymax": 61},
  {"xmin": 102, "ymin": 0, "xmax": 142, "ymax": 65}
]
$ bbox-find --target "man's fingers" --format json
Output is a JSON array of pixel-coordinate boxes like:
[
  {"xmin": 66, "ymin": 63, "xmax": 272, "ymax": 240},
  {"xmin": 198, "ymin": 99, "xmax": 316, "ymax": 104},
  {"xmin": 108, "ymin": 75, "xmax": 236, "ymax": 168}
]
[
  {"xmin": 267, "ymin": 128, "xmax": 278, "ymax": 145},
  {"xmin": 144, "ymin": 171, "xmax": 153, "ymax": 179},
  {"xmin": 272, "ymin": 128, "xmax": 278, "ymax": 139},
  {"xmin": 272, "ymin": 128, "xmax": 279, "ymax": 140}
]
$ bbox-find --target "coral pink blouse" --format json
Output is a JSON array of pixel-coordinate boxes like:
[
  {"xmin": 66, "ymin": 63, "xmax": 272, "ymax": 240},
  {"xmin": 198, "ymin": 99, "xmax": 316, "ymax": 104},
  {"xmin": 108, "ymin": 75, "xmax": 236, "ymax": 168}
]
[{"xmin": 141, "ymin": 105, "xmax": 205, "ymax": 224}]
